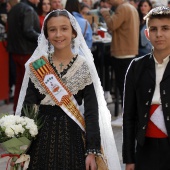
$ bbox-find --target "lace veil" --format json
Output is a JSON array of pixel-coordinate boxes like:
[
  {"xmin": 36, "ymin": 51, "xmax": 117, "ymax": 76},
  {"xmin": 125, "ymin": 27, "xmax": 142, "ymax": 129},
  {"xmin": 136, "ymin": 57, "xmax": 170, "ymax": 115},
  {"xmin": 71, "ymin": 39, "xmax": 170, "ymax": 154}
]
[{"xmin": 15, "ymin": 9, "xmax": 121, "ymax": 170}]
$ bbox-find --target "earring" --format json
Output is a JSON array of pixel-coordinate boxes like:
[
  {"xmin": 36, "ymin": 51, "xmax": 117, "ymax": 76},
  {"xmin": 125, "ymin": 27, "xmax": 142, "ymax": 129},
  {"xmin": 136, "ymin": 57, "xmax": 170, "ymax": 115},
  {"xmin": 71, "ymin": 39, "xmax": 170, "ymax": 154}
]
[
  {"xmin": 48, "ymin": 41, "xmax": 51, "ymax": 53},
  {"xmin": 71, "ymin": 38, "xmax": 75, "ymax": 48}
]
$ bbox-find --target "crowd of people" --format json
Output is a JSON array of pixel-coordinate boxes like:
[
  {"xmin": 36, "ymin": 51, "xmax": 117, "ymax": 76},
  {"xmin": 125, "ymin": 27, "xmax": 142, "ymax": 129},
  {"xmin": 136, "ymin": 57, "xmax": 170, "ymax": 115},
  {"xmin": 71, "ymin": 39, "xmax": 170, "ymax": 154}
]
[{"xmin": 0, "ymin": 0, "xmax": 170, "ymax": 169}]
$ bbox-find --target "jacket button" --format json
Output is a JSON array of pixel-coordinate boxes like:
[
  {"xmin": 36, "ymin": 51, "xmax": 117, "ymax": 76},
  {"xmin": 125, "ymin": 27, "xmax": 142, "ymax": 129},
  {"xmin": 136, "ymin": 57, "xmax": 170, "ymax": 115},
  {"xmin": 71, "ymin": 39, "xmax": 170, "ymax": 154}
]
[
  {"xmin": 163, "ymin": 90, "xmax": 166, "ymax": 95},
  {"xmin": 167, "ymin": 116, "xmax": 169, "ymax": 121},
  {"xmin": 144, "ymin": 113, "xmax": 147, "ymax": 117},
  {"xmin": 146, "ymin": 101, "xmax": 149, "ymax": 105},
  {"xmin": 143, "ymin": 125, "xmax": 146, "ymax": 129},
  {"xmin": 148, "ymin": 89, "xmax": 151, "ymax": 93},
  {"xmin": 165, "ymin": 103, "xmax": 168, "ymax": 108}
]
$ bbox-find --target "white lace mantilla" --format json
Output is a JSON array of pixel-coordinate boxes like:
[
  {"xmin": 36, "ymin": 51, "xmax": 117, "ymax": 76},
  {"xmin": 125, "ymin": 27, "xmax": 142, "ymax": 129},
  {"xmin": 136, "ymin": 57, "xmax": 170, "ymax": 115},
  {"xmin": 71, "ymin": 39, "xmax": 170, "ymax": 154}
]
[{"xmin": 30, "ymin": 55, "xmax": 92, "ymax": 106}]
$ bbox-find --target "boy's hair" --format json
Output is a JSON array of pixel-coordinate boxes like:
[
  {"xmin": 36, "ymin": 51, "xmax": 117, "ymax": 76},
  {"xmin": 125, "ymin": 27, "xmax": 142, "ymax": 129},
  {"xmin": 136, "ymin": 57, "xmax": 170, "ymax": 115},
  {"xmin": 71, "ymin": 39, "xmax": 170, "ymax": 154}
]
[{"xmin": 144, "ymin": 6, "xmax": 170, "ymax": 28}]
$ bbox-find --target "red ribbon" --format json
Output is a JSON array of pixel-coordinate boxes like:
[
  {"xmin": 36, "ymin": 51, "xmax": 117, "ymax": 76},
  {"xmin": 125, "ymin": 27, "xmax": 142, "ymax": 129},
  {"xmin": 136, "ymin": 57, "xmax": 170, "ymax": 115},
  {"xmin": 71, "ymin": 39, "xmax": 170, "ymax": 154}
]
[
  {"xmin": 1, "ymin": 154, "xmax": 20, "ymax": 158},
  {"xmin": 0, "ymin": 154, "xmax": 20, "ymax": 170}
]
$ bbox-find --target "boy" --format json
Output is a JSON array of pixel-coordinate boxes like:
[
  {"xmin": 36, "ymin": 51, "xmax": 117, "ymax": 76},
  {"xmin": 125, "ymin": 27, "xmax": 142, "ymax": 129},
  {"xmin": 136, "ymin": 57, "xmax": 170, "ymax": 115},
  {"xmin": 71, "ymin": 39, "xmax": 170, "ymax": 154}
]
[{"xmin": 123, "ymin": 6, "xmax": 170, "ymax": 170}]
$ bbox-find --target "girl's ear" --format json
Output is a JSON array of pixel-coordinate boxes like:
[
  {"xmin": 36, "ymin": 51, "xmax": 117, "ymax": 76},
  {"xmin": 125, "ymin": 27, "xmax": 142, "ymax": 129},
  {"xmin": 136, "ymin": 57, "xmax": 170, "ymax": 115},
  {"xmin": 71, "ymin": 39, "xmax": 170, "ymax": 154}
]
[{"xmin": 144, "ymin": 29, "xmax": 150, "ymax": 41}]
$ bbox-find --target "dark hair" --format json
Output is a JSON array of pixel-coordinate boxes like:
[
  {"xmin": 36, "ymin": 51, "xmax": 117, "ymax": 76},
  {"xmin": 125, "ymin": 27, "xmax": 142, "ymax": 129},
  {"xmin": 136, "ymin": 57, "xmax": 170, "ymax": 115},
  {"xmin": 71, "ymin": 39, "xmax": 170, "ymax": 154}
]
[
  {"xmin": 43, "ymin": 10, "xmax": 77, "ymax": 38},
  {"xmin": 100, "ymin": 0, "xmax": 107, "ymax": 3},
  {"xmin": 80, "ymin": 2, "xmax": 90, "ymax": 11},
  {"xmin": 65, "ymin": 0, "xmax": 80, "ymax": 14},
  {"xmin": 137, "ymin": 0, "xmax": 152, "ymax": 23},
  {"xmin": 92, "ymin": 1, "xmax": 100, "ymax": 9},
  {"xmin": 37, "ymin": 0, "xmax": 44, "ymax": 15},
  {"xmin": 144, "ymin": 6, "xmax": 170, "ymax": 27}
]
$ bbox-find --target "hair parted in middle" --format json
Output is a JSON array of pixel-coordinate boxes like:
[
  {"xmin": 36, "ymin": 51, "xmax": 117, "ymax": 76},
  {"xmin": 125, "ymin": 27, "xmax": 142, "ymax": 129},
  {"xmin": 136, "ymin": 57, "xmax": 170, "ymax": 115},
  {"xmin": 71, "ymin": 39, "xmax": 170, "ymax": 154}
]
[{"xmin": 43, "ymin": 10, "xmax": 77, "ymax": 39}]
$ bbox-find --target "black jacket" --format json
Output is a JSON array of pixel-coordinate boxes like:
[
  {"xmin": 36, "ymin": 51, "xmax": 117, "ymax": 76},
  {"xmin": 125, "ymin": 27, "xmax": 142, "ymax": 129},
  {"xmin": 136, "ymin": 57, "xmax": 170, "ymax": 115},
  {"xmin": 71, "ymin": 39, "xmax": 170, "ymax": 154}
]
[
  {"xmin": 7, "ymin": 1, "xmax": 40, "ymax": 55},
  {"xmin": 123, "ymin": 53, "xmax": 170, "ymax": 163}
]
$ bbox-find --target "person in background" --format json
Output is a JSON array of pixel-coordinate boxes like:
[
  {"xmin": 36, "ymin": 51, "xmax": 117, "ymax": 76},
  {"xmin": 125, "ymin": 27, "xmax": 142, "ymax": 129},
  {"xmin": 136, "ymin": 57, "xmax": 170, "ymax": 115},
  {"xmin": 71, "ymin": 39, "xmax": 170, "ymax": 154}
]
[
  {"xmin": 82, "ymin": 0, "xmax": 93, "ymax": 9},
  {"xmin": 92, "ymin": 0, "xmax": 100, "ymax": 9},
  {"xmin": 80, "ymin": 2, "xmax": 90, "ymax": 16},
  {"xmin": 123, "ymin": 6, "xmax": 170, "ymax": 170},
  {"xmin": 89, "ymin": 0, "xmax": 112, "ymax": 23},
  {"xmin": 7, "ymin": 0, "xmax": 40, "ymax": 112},
  {"xmin": 6, "ymin": 0, "xmax": 20, "ymax": 100},
  {"xmin": 65, "ymin": 0, "xmax": 93, "ymax": 49},
  {"xmin": 50, "ymin": 0, "xmax": 63, "ymax": 10},
  {"xmin": 0, "ymin": 0, "xmax": 7, "ymax": 26},
  {"xmin": 37, "ymin": 0, "xmax": 51, "ymax": 28},
  {"xmin": 15, "ymin": 9, "xmax": 121, "ymax": 170},
  {"xmin": 101, "ymin": 0, "xmax": 139, "ymax": 126},
  {"xmin": 168, "ymin": 0, "xmax": 170, "ymax": 8},
  {"xmin": 137, "ymin": 0, "xmax": 152, "ymax": 57},
  {"xmin": 6, "ymin": 0, "xmax": 20, "ymax": 12},
  {"xmin": 128, "ymin": 0, "xmax": 137, "ymax": 8},
  {"xmin": 89, "ymin": 0, "xmax": 113, "ymax": 104}
]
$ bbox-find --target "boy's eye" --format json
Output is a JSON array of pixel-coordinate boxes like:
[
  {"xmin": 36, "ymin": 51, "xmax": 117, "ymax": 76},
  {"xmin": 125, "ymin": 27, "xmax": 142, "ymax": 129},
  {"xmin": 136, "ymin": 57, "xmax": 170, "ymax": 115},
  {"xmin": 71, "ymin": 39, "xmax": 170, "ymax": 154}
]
[
  {"xmin": 149, "ymin": 27, "xmax": 157, "ymax": 31},
  {"xmin": 49, "ymin": 29, "xmax": 55, "ymax": 32},
  {"xmin": 162, "ymin": 26, "xmax": 170, "ymax": 30}
]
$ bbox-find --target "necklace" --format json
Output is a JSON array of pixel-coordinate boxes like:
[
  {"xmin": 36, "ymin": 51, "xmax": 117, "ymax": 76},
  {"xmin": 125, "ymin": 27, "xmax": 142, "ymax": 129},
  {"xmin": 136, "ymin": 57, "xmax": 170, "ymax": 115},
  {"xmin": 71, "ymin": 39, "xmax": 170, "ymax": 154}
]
[
  {"xmin": 52, "ymin": 54, "xmax": 74, "ymax": 71},
  {"xmin": 59, "ymin": 62, "xmax": 64, "ymax": 70},
  {"xmin": 49, "ymin": 54, "xmax": 78, "ymax": 78}
]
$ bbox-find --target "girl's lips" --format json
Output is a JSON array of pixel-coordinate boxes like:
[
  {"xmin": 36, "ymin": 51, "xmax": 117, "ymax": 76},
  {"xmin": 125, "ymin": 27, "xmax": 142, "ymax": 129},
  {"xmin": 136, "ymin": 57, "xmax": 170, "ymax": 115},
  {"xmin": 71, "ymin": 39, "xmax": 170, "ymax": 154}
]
[{"xmin": 54, "ymin": 39, "xmax": 65, "ymax": 43}]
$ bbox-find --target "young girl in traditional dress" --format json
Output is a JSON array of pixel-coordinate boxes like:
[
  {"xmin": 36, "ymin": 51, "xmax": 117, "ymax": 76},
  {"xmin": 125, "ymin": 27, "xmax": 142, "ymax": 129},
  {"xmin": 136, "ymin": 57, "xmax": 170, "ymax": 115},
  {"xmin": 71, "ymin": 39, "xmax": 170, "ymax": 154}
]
[{"xmin": 15, "ymin": 9, "xmax": 121, "ymax": 170}]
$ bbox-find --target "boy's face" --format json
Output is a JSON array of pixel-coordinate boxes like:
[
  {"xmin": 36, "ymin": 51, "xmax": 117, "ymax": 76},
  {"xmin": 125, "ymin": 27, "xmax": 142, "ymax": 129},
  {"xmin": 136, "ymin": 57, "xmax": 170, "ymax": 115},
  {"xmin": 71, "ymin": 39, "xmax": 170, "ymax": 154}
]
[{"xmin": 145, "ymin": 18, "xmax": 170, "ymax": 53}]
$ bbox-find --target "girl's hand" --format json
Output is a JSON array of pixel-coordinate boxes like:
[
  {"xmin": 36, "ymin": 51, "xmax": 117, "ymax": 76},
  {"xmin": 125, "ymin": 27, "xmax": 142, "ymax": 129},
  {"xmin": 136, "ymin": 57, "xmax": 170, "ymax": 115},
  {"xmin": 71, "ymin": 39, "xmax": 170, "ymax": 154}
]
[
  {"xmin": 85, "ymin": 154, "xmax": 97, "ymax": 170},
  {"xmin": 126, "ymin": 163, "xmax": 135, "ymax": 170}
]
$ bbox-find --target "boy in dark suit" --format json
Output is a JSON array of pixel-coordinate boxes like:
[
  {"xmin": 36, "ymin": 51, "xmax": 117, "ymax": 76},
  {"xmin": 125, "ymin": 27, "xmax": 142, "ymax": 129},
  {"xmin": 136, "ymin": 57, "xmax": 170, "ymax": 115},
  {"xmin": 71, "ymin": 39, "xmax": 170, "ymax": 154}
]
[{"xmin": 123, "ymin": 6, "xmax": 170, "ymax": 170}]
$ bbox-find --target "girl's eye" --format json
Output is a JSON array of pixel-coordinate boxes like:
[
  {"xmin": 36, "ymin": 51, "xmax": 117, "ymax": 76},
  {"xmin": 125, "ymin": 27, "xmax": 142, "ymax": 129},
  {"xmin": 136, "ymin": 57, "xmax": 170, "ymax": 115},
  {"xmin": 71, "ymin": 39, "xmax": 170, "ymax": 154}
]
[{"xmin": 62, "ymin": 27, "xmax": 68, "ymax": 31}]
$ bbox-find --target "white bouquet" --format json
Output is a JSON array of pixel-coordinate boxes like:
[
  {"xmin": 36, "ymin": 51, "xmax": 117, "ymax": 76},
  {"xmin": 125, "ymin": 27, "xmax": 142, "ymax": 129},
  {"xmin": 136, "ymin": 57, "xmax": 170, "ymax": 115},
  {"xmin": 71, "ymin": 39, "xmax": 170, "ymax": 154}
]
[{"xmin": 0, "ymin": 106, "xmax": 43, "ymax": 170}]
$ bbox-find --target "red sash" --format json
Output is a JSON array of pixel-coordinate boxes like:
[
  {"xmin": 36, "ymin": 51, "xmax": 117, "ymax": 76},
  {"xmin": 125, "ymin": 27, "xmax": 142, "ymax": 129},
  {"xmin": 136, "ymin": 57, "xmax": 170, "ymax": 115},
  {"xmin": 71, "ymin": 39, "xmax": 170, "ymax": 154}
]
[{"xmin": 146, "ymin": 104, "xmax": 167, "ymax": 138}]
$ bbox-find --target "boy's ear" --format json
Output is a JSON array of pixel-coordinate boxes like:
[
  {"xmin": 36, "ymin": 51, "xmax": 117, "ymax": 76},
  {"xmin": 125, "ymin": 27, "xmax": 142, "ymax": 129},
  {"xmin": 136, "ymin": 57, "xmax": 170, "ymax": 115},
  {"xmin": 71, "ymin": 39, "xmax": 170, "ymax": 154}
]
[{"xmin": 144, "ymin": 29, "xmax": 150, "ymax": 41}]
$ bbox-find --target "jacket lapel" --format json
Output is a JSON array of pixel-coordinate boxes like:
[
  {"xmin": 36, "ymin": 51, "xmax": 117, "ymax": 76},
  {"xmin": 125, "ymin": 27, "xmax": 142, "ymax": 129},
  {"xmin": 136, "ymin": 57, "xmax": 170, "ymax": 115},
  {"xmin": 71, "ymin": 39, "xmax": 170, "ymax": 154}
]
[
  {"xmin": 162, "ymin": 60, "xmax": 170, "ymax": 81},
  {"xmin": 146, "ymin": 54, "xmax": 155, "ymax": 82}
]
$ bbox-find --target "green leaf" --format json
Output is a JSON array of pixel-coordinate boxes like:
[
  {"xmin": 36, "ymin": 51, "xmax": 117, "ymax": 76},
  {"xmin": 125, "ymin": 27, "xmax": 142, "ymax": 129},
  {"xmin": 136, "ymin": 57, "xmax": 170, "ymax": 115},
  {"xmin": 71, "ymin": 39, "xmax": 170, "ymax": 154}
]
[{"xmin": 22, "ymin": 105, "xmax": 44, "ymax": 131}]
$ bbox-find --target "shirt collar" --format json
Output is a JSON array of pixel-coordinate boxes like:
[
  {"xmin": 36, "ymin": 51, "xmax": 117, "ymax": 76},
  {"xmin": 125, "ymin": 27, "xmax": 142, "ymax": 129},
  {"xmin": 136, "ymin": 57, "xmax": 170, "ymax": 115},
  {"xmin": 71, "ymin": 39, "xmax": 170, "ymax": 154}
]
[{"xmin": 153, "ymin": 55, "xmax": 170, "ymax": 65}]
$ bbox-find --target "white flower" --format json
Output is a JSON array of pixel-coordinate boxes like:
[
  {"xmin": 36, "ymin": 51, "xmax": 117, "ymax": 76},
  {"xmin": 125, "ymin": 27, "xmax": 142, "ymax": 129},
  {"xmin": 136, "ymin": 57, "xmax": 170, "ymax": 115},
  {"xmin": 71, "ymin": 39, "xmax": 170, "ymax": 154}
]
[
  {"xmin": 5, "ymin": 127, "xmax": 15, "ymax": 137},
  {"xmin": 29, "ymin": 125, "xmax": 38, "ymax": 137},
  {"xmin": 10, "ymin": 124, "xmax": 25, "ymax": 135},
  {"xmin": 0, "ymin": 115, "xmax": 39, "ymax": 141}
]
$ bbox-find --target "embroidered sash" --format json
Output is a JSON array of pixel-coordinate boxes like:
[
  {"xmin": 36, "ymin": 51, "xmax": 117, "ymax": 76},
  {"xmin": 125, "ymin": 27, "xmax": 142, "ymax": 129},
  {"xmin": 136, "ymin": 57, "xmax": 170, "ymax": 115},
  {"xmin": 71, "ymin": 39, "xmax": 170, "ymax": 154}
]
[{"xmin": 29, "ymin": 56, "xmax": 85, "ymax": 131}]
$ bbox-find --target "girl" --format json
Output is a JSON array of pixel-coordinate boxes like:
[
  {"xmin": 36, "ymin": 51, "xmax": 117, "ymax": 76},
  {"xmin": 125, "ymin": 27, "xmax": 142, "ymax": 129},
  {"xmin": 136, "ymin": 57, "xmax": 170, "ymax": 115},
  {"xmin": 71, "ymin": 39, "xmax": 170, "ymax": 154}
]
[{"xmin": 15, "ymin": 9, "xmax": 121, "ymax": 170}]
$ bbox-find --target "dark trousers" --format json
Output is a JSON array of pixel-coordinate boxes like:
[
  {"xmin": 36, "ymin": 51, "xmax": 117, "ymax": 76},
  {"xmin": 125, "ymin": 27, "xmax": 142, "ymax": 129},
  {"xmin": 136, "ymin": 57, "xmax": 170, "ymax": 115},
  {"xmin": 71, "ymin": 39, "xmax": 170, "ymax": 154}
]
[
  {"xmin": 135, "ymin": 137, "xmax": 170, "ymax": 170},
  {"xmin": 111, "ymin": 57, "xmax": 133, "ymax": 104},
  {"xmin": 12, "ymin": 54, "xmax": 30, "ymax": 112}
]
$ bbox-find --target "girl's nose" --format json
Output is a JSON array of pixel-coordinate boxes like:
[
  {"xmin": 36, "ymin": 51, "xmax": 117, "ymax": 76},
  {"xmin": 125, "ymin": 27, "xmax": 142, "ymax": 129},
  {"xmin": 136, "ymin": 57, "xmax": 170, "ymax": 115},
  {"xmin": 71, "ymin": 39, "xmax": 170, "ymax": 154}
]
[{"xmin": 56, "ymin": 30, "xmax": 61, "ymax": 37}]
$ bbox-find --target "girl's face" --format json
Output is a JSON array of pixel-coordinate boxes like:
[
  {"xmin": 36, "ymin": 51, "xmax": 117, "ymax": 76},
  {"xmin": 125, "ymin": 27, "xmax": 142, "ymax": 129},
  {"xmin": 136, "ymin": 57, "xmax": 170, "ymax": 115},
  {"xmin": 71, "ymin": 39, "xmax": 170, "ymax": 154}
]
[
  {"xmin": 47, "ymin": 16, "xmax": 75, "ymax": 51},
  {"xmin": 42, "ymin": 0, "xmax": 51, "ymax": 15},
  {"xmin": 140, "ymin": 2, "xmax": 151, "ymax": 16}
]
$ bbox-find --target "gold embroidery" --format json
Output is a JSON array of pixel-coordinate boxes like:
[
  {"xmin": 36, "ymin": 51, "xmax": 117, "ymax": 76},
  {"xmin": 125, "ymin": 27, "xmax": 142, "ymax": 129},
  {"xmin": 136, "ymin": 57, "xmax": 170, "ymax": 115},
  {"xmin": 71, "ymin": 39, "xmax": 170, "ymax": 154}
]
[{"xmin": 29, "ymin": 56, "xmax": 85, "ymax": 129}]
